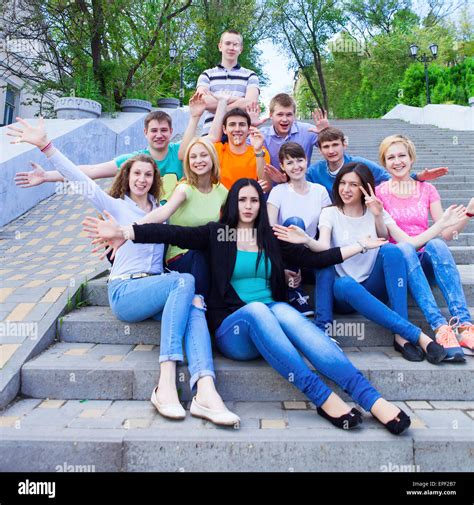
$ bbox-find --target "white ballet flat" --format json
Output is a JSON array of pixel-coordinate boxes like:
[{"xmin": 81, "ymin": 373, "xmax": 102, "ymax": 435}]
[
  {"xmin": 150, "ymin": 386, "xmax": 186, "ymax": 420},
  {"xmin": 190, "ymin": 397, "xmax": 241, "ymax": 427}
]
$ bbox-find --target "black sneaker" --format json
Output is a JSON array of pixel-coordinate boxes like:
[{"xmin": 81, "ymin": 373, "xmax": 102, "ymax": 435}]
[{"xmin": 288, "ymin": 288, "xmax": 314, "ymax": 317}]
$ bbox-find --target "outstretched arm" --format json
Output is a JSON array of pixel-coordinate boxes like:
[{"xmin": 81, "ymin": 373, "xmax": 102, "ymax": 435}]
[
  {"xmin": 7, "ymin": 117, "xmax": 119, "ymax": 214},
  {"xmin": 177, "ymin": 91, "xmax": 207, "ymax": 160}
]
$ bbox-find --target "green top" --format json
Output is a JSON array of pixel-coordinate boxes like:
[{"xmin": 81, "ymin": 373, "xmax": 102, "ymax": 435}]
[
  {"xmin": 166, "ymin": 183, "xmax": 228, "ymax": 261},
  {"xmin": 114, "ymin": 144, "xmax": 183, "ymax": 202},
  {"xmin": 230, "ymin": 250, "xmax": 274, "ymax": 305}
]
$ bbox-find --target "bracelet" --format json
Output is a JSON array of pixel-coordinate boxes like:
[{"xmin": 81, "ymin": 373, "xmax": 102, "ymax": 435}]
[
  {"xmin": 356, "ymin": 240, "xmax": 368, "ymax": 254},
  {"xmin": 255, "ymin": 151, "xmax": 265, "ymax": 158},
  {"xmin": 466, "ymin": 212, "xmax": 474, "ymax": 218},
  {"xmin": 40, "ymin": 141, "xmax": 52, "ymax": 152}
]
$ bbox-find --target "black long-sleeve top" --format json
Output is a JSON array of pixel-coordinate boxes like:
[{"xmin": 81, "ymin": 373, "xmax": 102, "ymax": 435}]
[{"xmin": 132, "ymin": 222, "xmax": 344, "ymax": 332}]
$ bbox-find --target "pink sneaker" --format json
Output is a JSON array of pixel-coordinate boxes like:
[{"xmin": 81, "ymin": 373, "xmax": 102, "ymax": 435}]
[
  {"xmin": 458, "ymin": 323, "xmax": 474, "ymax": 356},
  {"xmin": 435, "ymin": 318, "xmax": 465, "ymax": 363}
]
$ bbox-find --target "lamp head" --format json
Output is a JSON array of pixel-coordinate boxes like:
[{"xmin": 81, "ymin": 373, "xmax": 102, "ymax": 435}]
[
  {"xmin": 429, "ymin": 43, "xmax": 438, "ymax": 58},
  {"xmin": 409, "ymin": 44, "xmax": 418, "ymax": 58},
  {"xmin": 169, "ymin": 45, "xmax": 177, "ymax": 60}
]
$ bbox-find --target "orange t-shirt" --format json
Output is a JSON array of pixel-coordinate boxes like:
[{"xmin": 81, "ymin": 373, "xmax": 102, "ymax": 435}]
[{"xmin": 214, "ymin": 142, "xmax": 270, "ymax": 190}]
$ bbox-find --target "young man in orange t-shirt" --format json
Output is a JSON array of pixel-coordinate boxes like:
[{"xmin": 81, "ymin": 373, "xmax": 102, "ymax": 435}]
[{"xmin": 207, "ymin": 96, "xmax": 270, "ymax": 190}]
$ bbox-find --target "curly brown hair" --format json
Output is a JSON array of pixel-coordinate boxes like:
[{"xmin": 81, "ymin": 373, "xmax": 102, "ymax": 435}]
[{"xmin": 108, "ymin": 154, "xmax": 162, "ymax": 201}]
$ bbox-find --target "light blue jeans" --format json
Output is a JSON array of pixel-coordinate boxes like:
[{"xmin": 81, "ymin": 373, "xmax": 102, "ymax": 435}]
[
  {"xmin": 397, "ymin": 238, "xmax": 472, "ymax": 330},
  {"xmin": 215, "ymin": 302, "xmax": 382, "ymax": 411},
  {"xmin": 108, "ymin": 271, "xmax": 216, "ymax": 390}
]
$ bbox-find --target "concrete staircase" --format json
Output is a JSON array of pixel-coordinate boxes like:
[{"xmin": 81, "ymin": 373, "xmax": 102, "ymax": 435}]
[{"xmin": 1, "ymin": 119, "xmax": 473, "ymax": 472}]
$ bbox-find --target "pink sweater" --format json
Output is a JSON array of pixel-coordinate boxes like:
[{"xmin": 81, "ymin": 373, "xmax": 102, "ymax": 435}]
[{"xmin": 376, "ymin": 181, "xmax": 441, "ymax": 248}]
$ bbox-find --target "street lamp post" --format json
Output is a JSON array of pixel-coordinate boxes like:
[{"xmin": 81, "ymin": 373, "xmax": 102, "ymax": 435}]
[
  {"xmin": 169, "ymin": 45, "xmax": 196, "ymax": 107},
  {"xmin": 409, "ymin": 43, "xmax": 438, "ymax": 105}
]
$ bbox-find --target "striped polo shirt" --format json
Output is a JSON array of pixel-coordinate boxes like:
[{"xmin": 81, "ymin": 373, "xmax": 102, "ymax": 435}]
[{"xmin": 197, "ymin": 63, "xmax": 259, "ymax": 130}]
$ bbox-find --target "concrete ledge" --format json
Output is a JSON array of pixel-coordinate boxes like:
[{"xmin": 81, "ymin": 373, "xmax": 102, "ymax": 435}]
[{"xmin": 383, "ymin": 104, "xmax": 474, "ymax": 131}]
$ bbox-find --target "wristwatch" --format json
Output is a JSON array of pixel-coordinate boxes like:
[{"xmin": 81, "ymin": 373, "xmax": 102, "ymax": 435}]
[
  {"xmin": 356, "ymin": 240, "xmax": 368, "ymax": 254},
  {"xmin": 255, "ymin": 151, "xmax": 265, "ymax": 158}
]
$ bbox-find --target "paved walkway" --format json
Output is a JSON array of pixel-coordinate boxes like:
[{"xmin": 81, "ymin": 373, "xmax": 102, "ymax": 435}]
[{"xmin": 0, "ymin": 182, "xmax": 108, "ymax": 381}]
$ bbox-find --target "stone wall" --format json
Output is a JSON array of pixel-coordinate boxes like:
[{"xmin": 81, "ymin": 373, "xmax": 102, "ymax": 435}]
[{"xmin": 0, "ymin": 108, "xmax": 190, "ymax": 226}]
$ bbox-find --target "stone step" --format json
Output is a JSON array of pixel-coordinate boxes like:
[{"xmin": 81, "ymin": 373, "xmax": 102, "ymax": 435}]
[
  {"xmin": 449, "ymin": 246, "xmax": 474, "ymax": 264},
  {"xmin": 20, "ymin": 343, "xmax": 474, "ymax": 402},
  {"xmin": 58, "ymin": 305, "xmax": 474, "ymax": 347},
  {"xmin": 83, "ymin": 267, "xmax": 474, "ymax": 309},
  {"xmin": 1, "ymin": 398, "xmax": 472, "ymax": 472}
]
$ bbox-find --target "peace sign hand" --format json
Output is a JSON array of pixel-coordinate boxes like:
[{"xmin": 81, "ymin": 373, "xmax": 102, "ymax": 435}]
[{"xmin": 360, "ymin": 184, "xmax": 384, "ymax": 217}]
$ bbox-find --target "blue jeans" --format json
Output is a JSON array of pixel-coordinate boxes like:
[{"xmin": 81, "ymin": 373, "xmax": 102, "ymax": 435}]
[
  {"xmin": 282, "ymin": 217, "xmax": 334, "ymax": 323},
  {"xmin": 167, "ymin": 249, "xmax": 210, "ymax": 299},
  {"xmin": 397, "ymin": 238, "xmax": 472, "ymax": 329},
  {"xmin": 108, "ymin": 272, "xmax": 215, "ymax": 390},
  {"xmin": 215, "ymin": 302, "xmax": 382, "ymax": 411},
  {"xmin": 316, "ymin": 244, "xmax": 421, "ymax": 344}
]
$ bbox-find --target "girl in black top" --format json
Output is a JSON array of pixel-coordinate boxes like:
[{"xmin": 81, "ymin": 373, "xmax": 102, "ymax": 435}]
[{"xmin": 84, "ymin": 178, "xmax": 411, "ymax": 434}]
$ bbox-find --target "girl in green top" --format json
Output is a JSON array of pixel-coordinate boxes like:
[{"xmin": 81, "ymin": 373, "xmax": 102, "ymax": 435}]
[{"xmin": 134, "ymin": 137, "xmax": 227, "ymax": 299}]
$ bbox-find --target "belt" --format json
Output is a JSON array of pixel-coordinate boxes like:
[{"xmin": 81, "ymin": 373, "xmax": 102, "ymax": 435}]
[
  {"xmin": 108, "ymin": 272, "xmax": 159, "ymax": 282},
  {"xmin": 166, "ymin": 253, "xmax": 186, "ymax": 265}
]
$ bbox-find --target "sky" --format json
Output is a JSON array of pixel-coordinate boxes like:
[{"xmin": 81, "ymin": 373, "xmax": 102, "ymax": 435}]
[{"xmin": 257, "ymin": 40, "xmax": 294, "ymax": 110}]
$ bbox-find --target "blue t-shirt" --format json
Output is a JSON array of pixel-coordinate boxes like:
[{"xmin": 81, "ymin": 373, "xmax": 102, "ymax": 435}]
[
  {"xmin": 306, "ymin": 153, "xmax": 418, "ymax": 201},
  {"xmin": 230, "ymin": 251, "xmax": 274, "ymax": 304}
]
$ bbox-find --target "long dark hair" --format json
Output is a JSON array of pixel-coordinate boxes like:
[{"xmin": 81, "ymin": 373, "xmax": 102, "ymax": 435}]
[
  {"xmin": 332, "ymin": 162, "xmax": 375, "ymax": 209},
  {"xmin": 220, "ymin": 178, "xmax": 284, "ymax": 278}
]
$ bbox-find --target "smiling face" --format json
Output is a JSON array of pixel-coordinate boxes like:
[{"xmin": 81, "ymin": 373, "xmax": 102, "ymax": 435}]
[
  {"xmin": 238, "ymin": 184, "xmax": 260, "ymax": 226},
  {"xmin": 188, "ymin": 142, "xmax": 213, "ymax": 177},
  {"xmin": 218, "ymin": 32, "xmax": 243, "ymax": 62},
  {"xmin": 338, "ymin": 171, "xmax": 363, "ymax": 206},
  {"xmin": 384, "ymin": 142, "xmax": 413, "ymax": 179},
  {"xmin": 144, "ymin": 119, "xmax": 173, "ymax": 151},
  {"xmin": 270, "ymin": 104, "xmax": 295, "ymax": 136},
  {"xmin": 128, "ymin": 160, "xmax": 155, "ymax": 197},
  {"xmin": 319, "ymin": 139, "xmax": 345, "ymax": 166},
  {"xmin": 223, "ymin": 115, "xmax": 249, "ymax": 147},
  {"xmin": 280, "ymin": 155, "xmax": 307, "ymax": 181}
]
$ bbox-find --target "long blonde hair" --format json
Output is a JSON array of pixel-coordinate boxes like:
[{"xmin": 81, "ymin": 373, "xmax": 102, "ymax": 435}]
[
  {"xmin": 182, "ymin": 137, "xmax": 221, "ymax": 187},
  {"xmin": 108, "ymin": 154, "xmax": 162, "ymax": 200}
]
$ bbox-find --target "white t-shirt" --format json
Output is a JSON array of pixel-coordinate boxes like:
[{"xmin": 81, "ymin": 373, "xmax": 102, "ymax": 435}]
[
  {"xmin": 318, "ymin": 206, "xmax": 395, "ymax": 282},
  {"xmin": 267, "ymin": 182, "xmax": 332, "ymax": 238}
]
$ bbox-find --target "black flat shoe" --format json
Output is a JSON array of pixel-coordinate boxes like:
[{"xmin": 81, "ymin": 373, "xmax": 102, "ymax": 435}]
[
  {"xmin": 425, "ymin": 340, "xmax": 447, "ymax": 364},
  {"xmin": 317, "ymin": 407, "xmax": 363, "ymax": 430},
  {"xmin": 383, "ymin": 409, "xmax": 411, "ymax": 435},
  {"xmin": 394, "ymin": 339, "xmax": 424, "ymax": 362}
]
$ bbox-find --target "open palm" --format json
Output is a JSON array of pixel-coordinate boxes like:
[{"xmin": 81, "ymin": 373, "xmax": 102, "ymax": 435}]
[{"xmin": 15, "ymin": 162, "xmax": 47, "ymax": 188}]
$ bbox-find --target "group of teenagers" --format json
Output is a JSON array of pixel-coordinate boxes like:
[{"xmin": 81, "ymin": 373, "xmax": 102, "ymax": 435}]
[{"xmin": 8, "ymin": 29, "xmax": 474, "ymax": 437}]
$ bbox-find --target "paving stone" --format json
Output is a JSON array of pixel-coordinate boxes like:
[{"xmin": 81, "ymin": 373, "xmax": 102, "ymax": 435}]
[
  {"xmin": 286, "ymin": 410, "xmax": 327, "ymax": 429},
  {"xmin": 88, "ymin": 344, "xmax": 134, "ymax": 356},
  {"xmin": 261, "ymin": 419, "xmax": 287, "ymax": 429},
  {"xmin": 283, "ymin": 401, "xmax": 307, "ymax": 410},
  {"xmin": 429, "ymin": 401, "xmax": 474, "ymax": 410},
  {"xmin": 414, "ymin": 410, "xmax": 473, "ymax": 430},
  {"xmin": 0, "ymin": 398, "xmax": 42, "ymax": 417},
  {"xmin": 0, "ymin": 416, "xmax": 20, "ymax": 427},
  {"xmin": 123, "ymin": 418, "xmax": 152, "ymax": 429},
  {"xmin": 38, "ymin": 399, "xmax": 66, "ymax": 409},
  {"xmin": 407, "ymin": 401, "xmax": 433, "ymax": 410},
  {"xmin": 234, "ymin": 402, "xmax": 284, "ymax": 420}
]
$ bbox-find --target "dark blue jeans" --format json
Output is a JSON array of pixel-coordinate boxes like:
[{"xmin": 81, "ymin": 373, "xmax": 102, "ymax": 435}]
[
  {"xmin": 166, "ymin": 249, "xmax": 210, "ymax": 299},
  {"xmin": 315, "ymin": 244, "xmax": 421, "ymax": 345},
  {"xmin": 215, "ymin": 301, "xmax": 382, "ymax": 411},
  {"xmin": 397, "ymin": 238, "xmax": 472, "ymax": 330},
  {"xmin": 281, "ymin": 217, "xmax": 335, "ymax": 323}
]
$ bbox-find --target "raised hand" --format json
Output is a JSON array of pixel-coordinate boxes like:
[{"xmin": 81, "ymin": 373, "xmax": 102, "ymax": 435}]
[
  {"xmin": 188, "ymin": 91, "xmax": 207, "ymax": 118},
  {"xmin": 360, "ymin": 183, "xmax": 384, "ymax": 217},
  {"xmin": 440, "ymin": 204, "xmax": 467, "ymax": 229},
  {"xmin": 308, "ymin": 108, "xmax": 329, "ymax": 133},
  {"xmin": 246, "ymin": 101, "xmax": 268, "ymax": 127},
  {"xmin": 273, "ymin": 224, "xmax": 310, "ymax": 245},
  {"xmin": 82, "ymin": 211, "xmax": 126, "ymax": 260},
  {"xmin": 264, "ymin": 163, "xmax": 288, "ymax": 184},
  {"xmin": 417, "ymin": 166, "xmax": 449, "ymax": 182},
  {"xmin": 258, "ymin": 178, "xmax": 270, "ymax": 193},
  {"xmin": 249, "ymin": 126, "xmax": 265, "ymax": 152},
  {"xmin": 6, "ymin": 117, "xmax": 49, "ymax": 149},
  {"xmin": 15, "ymin": 162, "xmax": 47, "ymax": 188}
]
